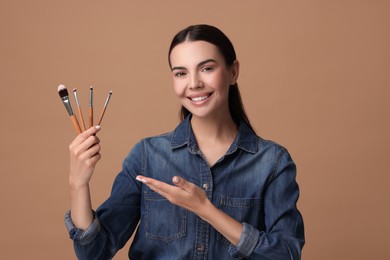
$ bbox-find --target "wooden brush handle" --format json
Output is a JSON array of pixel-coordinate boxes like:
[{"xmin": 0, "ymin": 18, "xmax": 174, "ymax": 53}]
[
  {"xmin": 89, "ymin": 108, "xmax": 93, "ymax": 128},
  {"xmin": 77, "ymin": 107, "xmax": 86, "ymax": 132},
  {"xmin": 70, "ymin": 115, "xmax": 82, "ymax": 134},
  {"xmin": 97, "ymin": 107, "xmax": 106, "ymax": 125}
]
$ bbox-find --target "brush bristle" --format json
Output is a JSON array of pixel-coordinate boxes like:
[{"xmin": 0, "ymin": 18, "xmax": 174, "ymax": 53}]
[{"xmin": 58, "ymin": 84, "xmax": 69, "ymax": 98}]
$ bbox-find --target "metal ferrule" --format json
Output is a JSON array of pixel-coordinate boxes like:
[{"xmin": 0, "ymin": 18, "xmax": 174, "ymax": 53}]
[
  {"xmin": 73, "ymin": 91, "xmax": 80, "ymax": 107},
  {"xmin": 61, "ymin": 97, "xmax": 74, "ymax": 116},
  {"xmin": 89, "ymin": 88, "xmax": 93, "ymax": 107},
  {"xmin": 104, "ymin": 92, "xmax": 112, "ymax": 107}
]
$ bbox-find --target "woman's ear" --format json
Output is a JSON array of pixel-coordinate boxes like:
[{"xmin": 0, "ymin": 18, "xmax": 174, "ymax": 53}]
[{"xmin": 230, "ymin": 60, "xmax": 240, "ymax": 85}]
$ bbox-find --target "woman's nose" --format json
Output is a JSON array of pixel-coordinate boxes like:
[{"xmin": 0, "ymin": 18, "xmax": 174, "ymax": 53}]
[{"xmin": 189, "ymin": 74, "xmax": 203, "ymax": 89}]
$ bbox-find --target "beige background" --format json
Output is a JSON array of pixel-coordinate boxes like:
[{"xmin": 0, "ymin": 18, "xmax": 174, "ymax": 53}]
[{"xmin": 1, "ymin": 1, "xmax": 389, "ymax": 259}]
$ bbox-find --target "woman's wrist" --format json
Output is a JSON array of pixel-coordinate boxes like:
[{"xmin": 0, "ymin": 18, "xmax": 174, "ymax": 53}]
[
  {"xmin": 196, "ymin": 199, "xmax": 243, "ymax": 246},
  {"xmin": 69, "ymin": 175, "xmax": 90, "ymax": 191},
  {"xmin": 196, "ymin": 198, "xmax": 215, "ymax": 221}
]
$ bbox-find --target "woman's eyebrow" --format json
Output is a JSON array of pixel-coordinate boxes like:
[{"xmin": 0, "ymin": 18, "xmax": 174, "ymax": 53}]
[
  {"xmin": 171, "ymin": 66, "xmax": 186, "ymax": 71},
  {"xmin": 197, "ymin": 59, "xmax": 217, "ymax": 67},
  {"xmin": 171, "ymin": 59, "xmax": 217, "ymax": 71}
]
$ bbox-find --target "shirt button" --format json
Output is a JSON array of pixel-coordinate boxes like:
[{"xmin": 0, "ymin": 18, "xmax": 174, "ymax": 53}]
[
  {"xmin": 196, "ymin": 244, "xmax": 205, "ymax": 252},
  {"xmin": 202, "ymin": 183, "xmax": 208, "ymax": 190}
]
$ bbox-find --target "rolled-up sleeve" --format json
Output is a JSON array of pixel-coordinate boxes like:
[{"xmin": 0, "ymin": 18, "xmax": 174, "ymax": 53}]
[
  {"xmin": 64, "ymin": 210, "xmax": 101, "ymax": 246},
  {"xmin": 228, "ymin": 223, "xmax": 260, "ymax": 258}
]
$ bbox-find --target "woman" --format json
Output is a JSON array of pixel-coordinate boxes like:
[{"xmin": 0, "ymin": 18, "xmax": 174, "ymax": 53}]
[{"xmin": 65, "ymin": 24, "xmax": 305, "ymax": 259}]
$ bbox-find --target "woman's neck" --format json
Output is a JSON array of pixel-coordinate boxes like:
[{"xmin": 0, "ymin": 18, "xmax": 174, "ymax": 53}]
[
  {"xmin": 190, "ymin": 113, "xmax": 238, "ymax": 144},
  {"xmin": 189, "ymin": 113, "xmax": 238, "ymax": 167}
]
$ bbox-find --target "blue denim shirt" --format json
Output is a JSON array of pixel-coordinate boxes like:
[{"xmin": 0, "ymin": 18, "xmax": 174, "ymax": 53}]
[{"xmin": 65, "ymin": 116, "xmax": 305, "ymax": 259}]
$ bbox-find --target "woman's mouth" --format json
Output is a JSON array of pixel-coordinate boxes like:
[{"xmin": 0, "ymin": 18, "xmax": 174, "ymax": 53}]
[{"xmin": 188, "ymin": 93, "xmax": 212, "ymax": 102}]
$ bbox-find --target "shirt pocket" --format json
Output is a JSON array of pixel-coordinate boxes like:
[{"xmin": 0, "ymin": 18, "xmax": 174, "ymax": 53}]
[
  {"xmin": 217, "ymin": 195, "xmax": 264, "ymax": 245},
  {"xmin": 143, "ymin": 191, "xmax": 187, "ymax": 243}
]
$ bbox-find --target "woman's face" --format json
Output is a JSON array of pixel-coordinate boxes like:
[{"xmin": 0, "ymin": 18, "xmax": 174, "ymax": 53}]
[{"xmin": 169, "ymin": 40, "xmax": 239, "ymax": 119}]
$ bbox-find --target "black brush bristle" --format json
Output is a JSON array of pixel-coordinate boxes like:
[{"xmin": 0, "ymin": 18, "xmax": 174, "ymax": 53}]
[{"xmin": 57, "ymin": 84, "xmax": 69, "ymax": 99}]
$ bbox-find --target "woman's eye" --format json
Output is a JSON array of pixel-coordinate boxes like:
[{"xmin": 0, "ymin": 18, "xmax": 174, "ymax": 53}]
[
  {"xmin": 201, "ymin": 66, "xmax": 213, "ymax": 72},
  {"xmin": 174, "ymin": 72, "xmax": 186, "ymax": 77}
]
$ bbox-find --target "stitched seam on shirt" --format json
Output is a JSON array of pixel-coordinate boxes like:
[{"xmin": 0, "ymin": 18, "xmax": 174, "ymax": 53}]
[
  {"xmin": 141, "ymin": 139, "xmax": 146, "ymax": 176},
  {"xmin": 269, "ymin": 148, "xmax": 287, "ymax": 183}
]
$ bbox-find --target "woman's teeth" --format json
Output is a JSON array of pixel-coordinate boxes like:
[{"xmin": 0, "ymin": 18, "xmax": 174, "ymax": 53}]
[{"xmin": 191, "ymin": 95, "xmax": 209, "ymax": 102}]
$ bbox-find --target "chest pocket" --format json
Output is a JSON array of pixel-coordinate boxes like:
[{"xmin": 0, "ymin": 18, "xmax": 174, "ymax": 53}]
[
  {"xmin": 143, "ymin": 191, "xmax": 187, "ymax": 243},
  {"xmin": 217, "ymin": 196, "xmax": 264, "ymax": 245}
]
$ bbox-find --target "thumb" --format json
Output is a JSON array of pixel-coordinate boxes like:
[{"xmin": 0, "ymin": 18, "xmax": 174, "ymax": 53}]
[
  {"xmin": 71, "ymin": 125, "xmax": 101, "ymax": 147},
  {"xmin": 172, "ymin": 176, "xmax": 188, "ymax": 187},
  {"xmin": 172, "ymin": 176, "xmax": 194, "ymax": 192},
  {"xmin": 78, "ymin": 125, "xmax": 101, "ymax": 139}
]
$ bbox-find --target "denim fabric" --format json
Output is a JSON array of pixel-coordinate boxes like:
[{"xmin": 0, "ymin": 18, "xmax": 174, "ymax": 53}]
[{"xmin": 65, "ymin": 115, "xmax": 305, "ymax": 259}]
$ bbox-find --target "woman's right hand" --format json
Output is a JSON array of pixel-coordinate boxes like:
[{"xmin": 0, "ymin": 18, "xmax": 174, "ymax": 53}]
[{"xmin": 69, "ymin": 125, "xmax": 102, "ymax": 189}]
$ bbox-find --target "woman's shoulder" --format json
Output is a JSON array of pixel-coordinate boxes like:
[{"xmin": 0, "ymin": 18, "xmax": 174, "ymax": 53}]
[
  {"xmin": 254, "ymin": 134, "xmax": 292, "ymax": 159},
  {"xmin": 134, "ymin": 130, "xmax": 175, "ymax": 150},
  {"xmin": 257, "ymin": 135, "xmax": 285, "ymax": 148},
  {"xmin": 239, "ymin": 122, "xmax": 290, "ymax": 156},
  {"xmin": 124, "ymin": 131, "xmax": 175, "ymax": 160}
]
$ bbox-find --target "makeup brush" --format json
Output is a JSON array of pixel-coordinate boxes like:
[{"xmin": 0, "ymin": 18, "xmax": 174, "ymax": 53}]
[
  {"xmin": 89, "ymin": 86, "xmax": 93, "ymax": 127},
  {"xmin": 72, "ymin": 88, "xmax": 86, "ymax": 132},
  {"xmin": 97, "ymin": 91, "xmax": 113, "ymax": 125},
  {"xmin": 57, "ymin": 84, "xmax": 82, "ymax": 134}
]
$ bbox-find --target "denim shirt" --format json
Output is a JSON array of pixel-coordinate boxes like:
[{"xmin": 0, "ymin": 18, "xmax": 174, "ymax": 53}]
[{"xmin": 65, "ymin": 116, "xmax": 305, "ymax": 259}]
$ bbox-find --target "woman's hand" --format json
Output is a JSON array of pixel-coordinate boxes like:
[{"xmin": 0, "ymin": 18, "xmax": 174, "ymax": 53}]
[
  {"xmin": 136, "ymin": 175, "xmax": 243, "ymax": 245},
  {"xmin": 69, "ymin": 125, "xmax": 102, "ymax": 189},
  {"xmin": 136, "ymin": 175, "xmax": 209, "ymax": 216}
]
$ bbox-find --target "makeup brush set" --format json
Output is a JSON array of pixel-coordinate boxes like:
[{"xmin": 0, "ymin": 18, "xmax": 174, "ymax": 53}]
[{"xmin": 57, "ymin": 84, "xmax": 112, "ymax": 134}]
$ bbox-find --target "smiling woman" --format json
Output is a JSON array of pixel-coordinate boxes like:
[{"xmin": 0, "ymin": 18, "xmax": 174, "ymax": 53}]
[
  {"xmin": 170, "ymin": 41, "xmax": 237, "ymax": 125},
  {"xmin": 168, "ymin": 25, "xmax": 253, "ymax": 132},
  {"xmin": 64, "ymin": 24, "xmax": 305, "ymax": 259}
]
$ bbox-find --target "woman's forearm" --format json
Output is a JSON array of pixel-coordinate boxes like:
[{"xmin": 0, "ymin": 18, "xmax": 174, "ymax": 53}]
[
  {"xmin": 198, "ymin": 199, "xmax": 243, "ymax": 246},
  {"xmin": 69, "ymin": 183, "xmax": 94, "ymax": 230}
]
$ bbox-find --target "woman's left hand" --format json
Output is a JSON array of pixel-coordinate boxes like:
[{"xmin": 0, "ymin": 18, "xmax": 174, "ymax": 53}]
[{"xmin": 136, "ymin": 175, "xmax": 209, "ymax": 215}]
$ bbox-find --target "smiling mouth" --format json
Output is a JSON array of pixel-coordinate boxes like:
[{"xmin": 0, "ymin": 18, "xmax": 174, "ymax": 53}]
[{"xmin": 188, "ymin": 93, "xmax": 212, "ymax": 102}]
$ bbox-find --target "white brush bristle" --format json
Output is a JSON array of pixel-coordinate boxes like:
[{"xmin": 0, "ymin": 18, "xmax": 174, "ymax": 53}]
[{"xmin": 58, "ymin": 84, "xmax": 67, "ymax": 92}]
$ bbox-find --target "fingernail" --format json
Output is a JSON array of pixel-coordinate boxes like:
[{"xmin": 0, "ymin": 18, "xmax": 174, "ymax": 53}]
[
  {"xmin": 136, "ymin": 176, "xmax": 147, "ymax": 183},
  {"xmin": 173, "ymin": 176, "xmax": 179, "ymax": 184},
  {"xmin": 96, "ymin": 125, "xmax": 101, "ymax": 130}
]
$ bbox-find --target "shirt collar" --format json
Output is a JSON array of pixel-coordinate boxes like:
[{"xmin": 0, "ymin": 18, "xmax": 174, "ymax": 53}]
[{"xmin": 170, "ymin": 115, "xmax": 258, "ymax": 154}]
